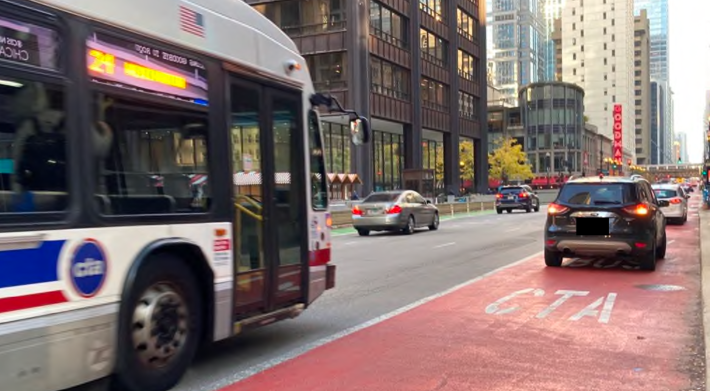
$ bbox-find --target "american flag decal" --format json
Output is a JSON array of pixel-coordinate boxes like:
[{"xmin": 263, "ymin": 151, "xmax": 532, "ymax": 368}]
[{"xmin": 179, "ymin": 5, "xmax": 205, "ymax": 37}]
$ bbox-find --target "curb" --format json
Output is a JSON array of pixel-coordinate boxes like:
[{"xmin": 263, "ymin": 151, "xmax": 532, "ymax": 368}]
[{"xmin": 701, "ymin": 208, "xmax": 710, "ymax": 391}]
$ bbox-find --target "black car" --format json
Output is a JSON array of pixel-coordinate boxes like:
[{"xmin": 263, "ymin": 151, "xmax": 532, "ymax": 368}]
[
  {"xmin": 544, "ymin": 176, "xmax": 668, "ymax": 271},
  {"xmin": 495, "ymin": 185, "xmax": 541, "ymax": 213}
]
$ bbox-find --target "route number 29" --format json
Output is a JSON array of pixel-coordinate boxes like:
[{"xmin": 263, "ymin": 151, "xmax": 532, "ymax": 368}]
[{"xmin": 88, "ymin": 50, "xmax": 116, "ymax": 75}]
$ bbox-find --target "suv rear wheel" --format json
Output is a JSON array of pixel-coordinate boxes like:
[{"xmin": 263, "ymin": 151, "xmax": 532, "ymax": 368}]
[
  {"xmin": 639, "ymin": 239, "xmax": 657, "ymax": 271},
  {"xmin": 656, "ymin": 232, "xmax": 666, "ymax": 259},
  {"xmin": 544, "ymin": 249, "xmax": 563, "ymax": 267}
]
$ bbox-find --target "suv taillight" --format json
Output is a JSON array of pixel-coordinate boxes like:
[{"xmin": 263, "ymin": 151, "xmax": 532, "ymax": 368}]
[
  {"xmin": 496, "ymin": 193, "xmax": 503, "ymax": 199},
  {"xmin": 519, "ymin": 192, "xmax": 528, "ymax": 198},
  {"xmin": 547, "ymin": 203, "xmax": 569, "ymax": 215},
  {"xmin": 622, "ymin": 203, "xmax": 649, "ymax": 216},
  {"xmin": 352, "ymin": 206, "xmax": 363, "ymax": 215},
  {"xmin": 669, "ymin": 198, "xmax": 682, "ymax": 204}
]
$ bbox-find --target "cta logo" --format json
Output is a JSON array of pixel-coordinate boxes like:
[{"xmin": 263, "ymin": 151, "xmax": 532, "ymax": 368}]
[{"xmin": 70, "ymin": 239, "xmax": 108, "ymax": 298}]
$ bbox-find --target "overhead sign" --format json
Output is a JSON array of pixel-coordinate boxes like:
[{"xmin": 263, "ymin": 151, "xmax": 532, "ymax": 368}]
[
  {"xmin": 86, "ymin": 32, "xmax": 208, "ymax": 105},
  {"xmin": 612, "ymin": 104, "xmax": 623, "ymax": 161}
]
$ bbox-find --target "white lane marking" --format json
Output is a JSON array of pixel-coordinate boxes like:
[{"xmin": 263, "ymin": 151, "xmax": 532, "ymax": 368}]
[
  {"xmin": 200, "ymin": 251, "xmax": 544, "ymax": 391},
  {"xmin": 433, "ymin": 242, "xmax": 456, "ymax": 249},
  {"xmin": 343, "ymin": 241, "xmax": 356, "ymax": 245},
  {"xmin": 505, "ymin": 227, "xmax": 522, "ymax": 233},
  {"xmin": 449, "ymin": 225, "xmax": 460, "ymax": 228}
]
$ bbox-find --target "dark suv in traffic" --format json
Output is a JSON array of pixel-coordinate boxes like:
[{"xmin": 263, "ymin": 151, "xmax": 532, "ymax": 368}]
[
  {"xmin": 544, "ymin": 176, "xmax": 668, "ymax": 271},
  {"xmin": 496, "ymin": 185, "xmax": 541, "ymax": 214}
]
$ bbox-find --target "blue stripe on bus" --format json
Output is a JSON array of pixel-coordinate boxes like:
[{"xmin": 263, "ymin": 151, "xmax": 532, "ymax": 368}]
[{"xmin": 0, "ymin": 240, "xmax": 66, "ymax": 289}]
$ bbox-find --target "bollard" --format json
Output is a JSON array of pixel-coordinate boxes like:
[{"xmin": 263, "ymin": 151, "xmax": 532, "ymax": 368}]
[
  {"xmin": 450, "ymin": 204, "xmax": 454, "ymax": 217},
  {"xmin": 481, "ymin": 201, "xmax": 484, "ymax": 211},
  {"xmin": 467, "ymin": 200, "xmax": 470, "ymax": 214}
]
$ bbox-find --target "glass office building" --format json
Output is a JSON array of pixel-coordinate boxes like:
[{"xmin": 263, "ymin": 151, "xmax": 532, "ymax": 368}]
[{"xmin": 634, "ymin": 0, "xmax": 668, "ymax": 82}]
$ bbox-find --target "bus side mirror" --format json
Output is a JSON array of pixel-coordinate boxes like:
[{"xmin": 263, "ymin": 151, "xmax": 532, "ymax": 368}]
[{"xmin": 350, "ymin": 116, "xmax": 370, "ymax": 146}]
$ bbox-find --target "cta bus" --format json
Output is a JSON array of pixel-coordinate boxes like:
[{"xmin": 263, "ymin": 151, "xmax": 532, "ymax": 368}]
[{"xmin": 0, "ymin": 1, "xmax": 369, "ymax": 391}]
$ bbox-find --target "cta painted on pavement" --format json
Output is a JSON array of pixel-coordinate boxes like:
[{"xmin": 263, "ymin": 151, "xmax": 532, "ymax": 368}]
[{"xmin": 221, "ymin": 199, "xmax": 703, "ymax": 391}]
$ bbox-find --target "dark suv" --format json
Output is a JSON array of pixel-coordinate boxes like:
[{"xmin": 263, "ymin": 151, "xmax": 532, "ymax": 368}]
[
  {"xmin": 496, "ymin": 185, "xmax": 540, "ymax": 213},
  {"xmin": 544, "ymin": 176, "xmax": 668, "ymax": 271}
]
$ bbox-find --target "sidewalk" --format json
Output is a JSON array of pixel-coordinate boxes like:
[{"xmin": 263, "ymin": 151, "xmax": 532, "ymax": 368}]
[{"xmin": 222, "ymin": 204, "xmax": 705, "ymax": 391}]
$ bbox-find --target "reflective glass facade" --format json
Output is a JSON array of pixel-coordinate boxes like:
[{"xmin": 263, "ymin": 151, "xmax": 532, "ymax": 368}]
[
  {"xmin": 519, "ymin": 82, "xmax": 585, "ymax": 175},
  {"xmin": 634, "ymin": 0, "xmax": 668, "ymax": 82}
]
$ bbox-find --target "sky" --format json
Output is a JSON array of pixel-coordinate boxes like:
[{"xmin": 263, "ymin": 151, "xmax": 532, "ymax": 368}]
[{"xmin": 669, "ymin": 0, "xmax": 710, "ymax": 163}]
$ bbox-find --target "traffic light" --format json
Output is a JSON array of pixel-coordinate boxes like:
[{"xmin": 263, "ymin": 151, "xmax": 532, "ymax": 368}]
[
  {"xmin": 678, "ymin": 158, "xmax": 682, "ymax": 164},
  {"xmin": 627, "ymin": 159, "xmax": 632, "ymax": 166}
]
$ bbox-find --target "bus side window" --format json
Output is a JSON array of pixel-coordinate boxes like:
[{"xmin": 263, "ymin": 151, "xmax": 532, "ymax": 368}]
[
  {"xmin": 0, "ymin": 78, "xmax": 68, "ymax": 213},
  {"xmin": 93, "ymin": 93, "xmax": 210, "ymax": 215}
]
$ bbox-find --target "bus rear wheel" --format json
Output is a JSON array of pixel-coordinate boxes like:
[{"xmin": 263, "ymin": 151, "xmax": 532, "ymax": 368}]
[{"xmin": 112, "ymin": 254, "xmax": 203, "ymax": 391}]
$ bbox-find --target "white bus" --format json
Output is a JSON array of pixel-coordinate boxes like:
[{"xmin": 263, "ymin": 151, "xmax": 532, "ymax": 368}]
[{"xmin": 0, "ymin": 1, "xmax": 369, "ymax": 391}]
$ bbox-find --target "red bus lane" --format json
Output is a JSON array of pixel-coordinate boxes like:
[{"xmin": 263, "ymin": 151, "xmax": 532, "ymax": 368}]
[{"xmin": 222, "ymin": 202, "xmax": 703, "ymax": 391}]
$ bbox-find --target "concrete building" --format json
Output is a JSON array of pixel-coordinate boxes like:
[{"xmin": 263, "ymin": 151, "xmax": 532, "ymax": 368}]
[
  {"xmin": 675, "ymin": 132, "xmax": 688, "ymax": 164},
  {"xmin": 633, "ymin": 10, "xmax": 651, "ymax": 165},
  {"xmin": 705, "ymin": 91, "xmax": 710, "ymax": 162},
  {"xmin": 248, "ymin": 0, "xmax": 487, "ymax": 194},
  {"xmin": 487, "ymin": 0, "xmax": 548, "ymax": 105},
  {"xmin": 551, "ymin": 17, "xmax": 562, "ymax": 81},
  {"xmin": 558, "ymin": 0, "xmax": 636, "ymax": 160}
]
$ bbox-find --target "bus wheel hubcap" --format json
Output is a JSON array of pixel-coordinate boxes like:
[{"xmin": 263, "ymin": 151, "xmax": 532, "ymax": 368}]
[{"xmin": 132, "ymin": 283, "xmax": 188, "ymax": 368}]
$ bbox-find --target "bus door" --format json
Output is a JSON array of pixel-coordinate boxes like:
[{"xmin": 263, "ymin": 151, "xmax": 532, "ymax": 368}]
[{"xmin": 228, "ymin": 77, "xmax": 308, "ymax": 321}]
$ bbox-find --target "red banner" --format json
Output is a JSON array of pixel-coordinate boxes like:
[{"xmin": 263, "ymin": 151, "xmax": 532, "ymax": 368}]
[{"xmin": 613, "ymin": 104, "xmax": 623, "ymax": 161}]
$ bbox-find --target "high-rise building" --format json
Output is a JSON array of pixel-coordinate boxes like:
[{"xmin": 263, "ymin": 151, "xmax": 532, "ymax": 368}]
[
  {"xmin": 675, "ymin": 132, "xmax": 688, "ymax": 164},
  {"xmin": 487, "ymin": 0, "xmax": 548, "ymax": 105},
  {"xmin": 559, "ymin": 0, "xmax": 636, "ymax": 158},
  {"xmin": 633, "ymin": 10, "xmax": 651, "ymax": 165},
  {"xmin": 248, "ymin": 0, "xmax": 488, "ymax": 194},
  {"xmin": 704, "ymin": 91, "xmax": 710, "ymax": 161},
  {"xmin": 650, "ymin": 81, "xmax": 661, "ymax": 164},
  {"xmin": 633, "ymin": 0, "xmax": 669, "ymax": 82}
]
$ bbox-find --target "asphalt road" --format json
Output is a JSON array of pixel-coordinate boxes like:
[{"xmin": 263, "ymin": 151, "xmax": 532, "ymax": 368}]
[{"xmin": 175, "ymin": 209, "xmax": 548, "ymax": 391}]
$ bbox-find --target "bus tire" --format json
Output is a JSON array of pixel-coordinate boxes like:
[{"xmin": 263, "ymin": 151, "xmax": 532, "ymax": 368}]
[{"xmin": 112, "ymin": 253, "xmax": 203, "ymax": 391}]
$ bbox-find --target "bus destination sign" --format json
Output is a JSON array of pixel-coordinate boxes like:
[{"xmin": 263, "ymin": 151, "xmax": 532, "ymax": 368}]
[{"xmin": 86, "ymin": 32, "xmax": 208, "ymax": 105}]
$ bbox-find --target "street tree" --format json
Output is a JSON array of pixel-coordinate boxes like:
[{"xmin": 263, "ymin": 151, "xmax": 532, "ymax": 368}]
[
  {"xmin": 433, "ymin": 140, "xmax": 475, "ymax": 182},
  {"xmin": 488, "ymin": 137, "xmax": 534, "ymax": 184}
]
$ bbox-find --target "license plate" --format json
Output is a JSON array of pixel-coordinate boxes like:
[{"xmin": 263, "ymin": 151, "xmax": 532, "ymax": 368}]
[
  {"xmin": 575, "ymin": 217, "xmax": 610, "ymax": 235},
  {"xmin": 367, "ymin": 209, "xmax": 381, "ymax": 216},
  {"xmin": 507, "ymin": 196, "xmax": 514, "ymax": 200}
]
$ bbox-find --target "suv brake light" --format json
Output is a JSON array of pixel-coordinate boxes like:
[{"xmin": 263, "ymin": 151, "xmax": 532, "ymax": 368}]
[
  {"xmin": 519, "ymin": 192, "xmax": 528, "ymax": 198},
  {"xmin": 387, "ymin": 205, "xmax": 402, "ymax": 214},
  {"xmin": 623, "ymin": 203, "xmax": 649, "ymax": 216},
  {"xmin": 496, "ymin": 193, "xmax": 503, "ymax": 199},
  {"xmin": 547, "ymin": 203, "xmax": 569, "ymax": 215},
  {"xmin": 352, "ymin": 206, "xmax": 363, "ymax": 215},
  {"xmin": 669, "ymin": 198, "xmax": 682, "ymax": 204}
]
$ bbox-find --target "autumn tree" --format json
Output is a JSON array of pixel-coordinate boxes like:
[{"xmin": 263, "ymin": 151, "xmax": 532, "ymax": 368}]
[
  {"xmin": 488, "ymin": 137, "xmax": 534, "ymax": 184},
  {"xmin": 433, "ymin": 140, "xmax": 475, "ymax": 183}
]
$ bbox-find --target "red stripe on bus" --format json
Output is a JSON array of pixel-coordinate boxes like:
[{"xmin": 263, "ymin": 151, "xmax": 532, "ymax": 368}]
[
  {"xmin": 309, "ymin": 248, "xmax": 331, "ymax": 266},
  {"xmin": 0, "ymin": 291, "xmax": 68, "ymax": 313}
]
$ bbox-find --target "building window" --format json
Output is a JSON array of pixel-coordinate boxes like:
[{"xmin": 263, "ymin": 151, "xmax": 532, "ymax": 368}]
[
  {"xmin": 322, "ymin": 122, "xmax": 351, "ymax": 174},
  {"xmin": 420, "ymin": 28, "xmax": 448, "ymax": 66},
  {"xmin": 421, "ymin": 78, "xmax": 448, "ymax": 111},
  {"xmin": 457, "ymin": 8, "xmax": 477, "ymax": 41},
  {"xmin": 373, "ymin": 131, "xmax": 404, "ymax": 191},
  {"xmin": 420, "ymin": 0, "xmax": 445, "ymax": 21},
  {"xmin": 254, "ymin": 0, "xmax": 346, "ymax": 36},
  {"xmin": 458, "ymin": 91, "xmax": 479, "ymax": 119},
  {"xmin": 458, "ymin": 50, "xmax": 477, "ymax": 80},
  {"xmin": 370, "ymin": 57, "xmax": 410, "ymax": 100},
  {"xmin": 370, "ymin": 1, "xmax": 408, "ymax": 47},
  {"xmin": 306, "ymin": 52, "xmax": 347, "ymax": 90}
]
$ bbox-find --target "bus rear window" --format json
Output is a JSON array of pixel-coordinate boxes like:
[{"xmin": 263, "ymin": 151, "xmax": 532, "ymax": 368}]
[{"xmin": 557, "ymin": 183, "xmax": 636, "ymax": 205}]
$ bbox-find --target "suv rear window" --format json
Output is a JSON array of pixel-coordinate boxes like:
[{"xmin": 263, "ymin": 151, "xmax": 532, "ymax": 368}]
[
  {"xmin": 653, "ymin": 189, "xmax": 677, "ymax": 198},
  {"xmin": 557, "ymin": 183, "xmax": 636, "ymax": 205},
  {"xmin": 363, "ymin": 193, "xmax": 401, "ymax": 203},
  {"xmin": 500, "ymin": 187, "xmax": 523, "ymax": 194}
]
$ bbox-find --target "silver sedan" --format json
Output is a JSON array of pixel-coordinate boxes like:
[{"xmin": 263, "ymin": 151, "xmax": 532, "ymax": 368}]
[
  {"xmin": 652, "ymin": 183, "xmax": 689, "ymax": 224},
  {"xmin": 351, "ymin": 190, "xmax": 439, "ymax": 236}
]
